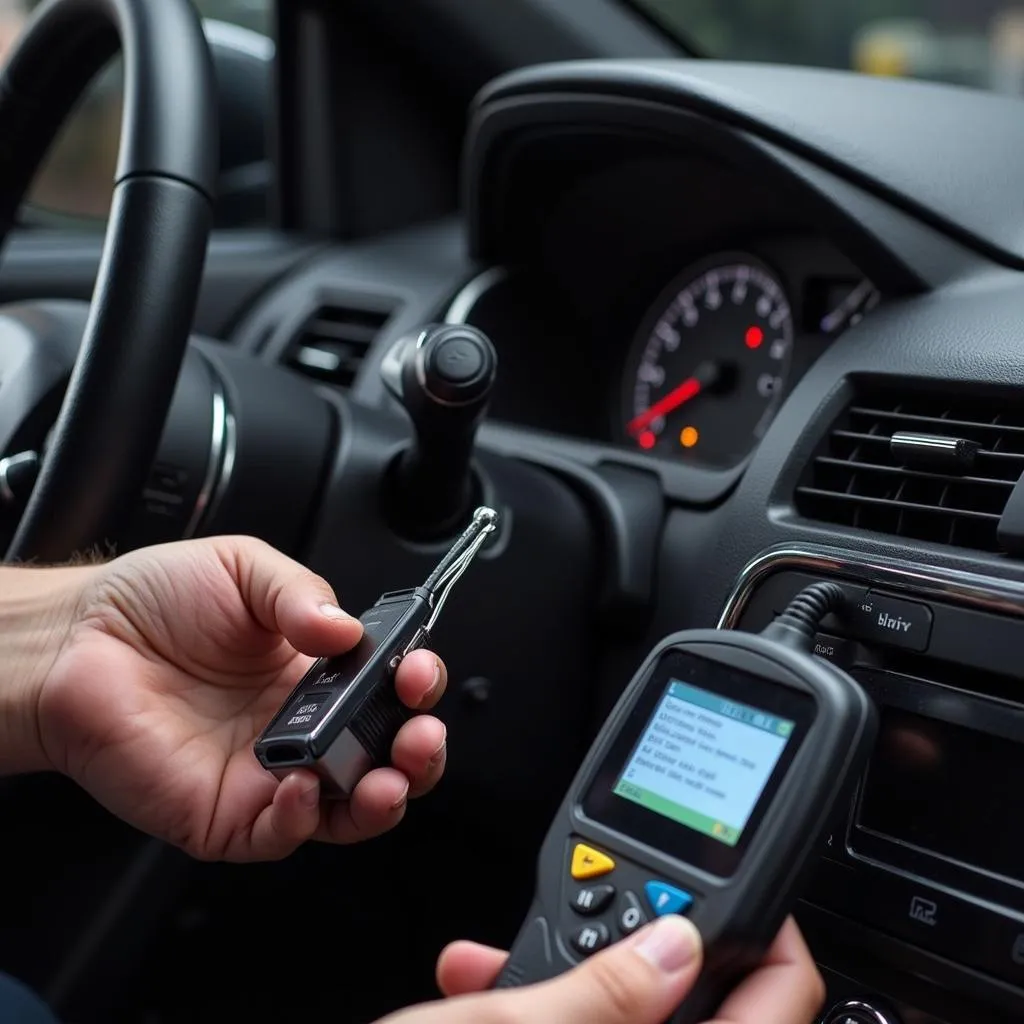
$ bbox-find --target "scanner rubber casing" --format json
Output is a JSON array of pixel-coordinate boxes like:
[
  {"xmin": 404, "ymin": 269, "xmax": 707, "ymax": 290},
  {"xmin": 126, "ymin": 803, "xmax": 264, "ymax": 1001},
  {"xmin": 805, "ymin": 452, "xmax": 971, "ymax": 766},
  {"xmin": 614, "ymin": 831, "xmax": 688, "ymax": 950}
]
[{"xmin": 494, "ymin": 628, "xmax": 876, "ymax": 1022}]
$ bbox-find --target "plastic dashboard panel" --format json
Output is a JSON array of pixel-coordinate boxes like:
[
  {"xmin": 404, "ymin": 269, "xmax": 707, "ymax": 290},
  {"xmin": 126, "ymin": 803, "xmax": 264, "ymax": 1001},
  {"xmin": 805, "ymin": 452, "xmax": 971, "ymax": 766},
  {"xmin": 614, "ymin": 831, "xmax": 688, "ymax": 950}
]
[{"xmin": 467, "ymin": 59, "xmax": 1024, "ymax": 270}]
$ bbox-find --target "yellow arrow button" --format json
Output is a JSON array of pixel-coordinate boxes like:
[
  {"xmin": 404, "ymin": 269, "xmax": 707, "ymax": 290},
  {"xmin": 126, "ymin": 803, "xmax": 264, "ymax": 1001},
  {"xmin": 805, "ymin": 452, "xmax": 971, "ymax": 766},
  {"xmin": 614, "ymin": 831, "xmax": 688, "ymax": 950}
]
[{"xmin": 571, "ymin": 843, "xmax": 616, "ymax": 880}]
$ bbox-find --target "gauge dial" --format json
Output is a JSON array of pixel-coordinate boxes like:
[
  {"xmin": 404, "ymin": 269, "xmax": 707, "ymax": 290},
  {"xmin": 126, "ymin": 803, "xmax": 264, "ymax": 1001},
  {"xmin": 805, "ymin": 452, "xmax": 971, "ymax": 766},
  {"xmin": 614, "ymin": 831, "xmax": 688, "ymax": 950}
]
[{"xmin": 621, "ymin": 256, "xmax": 794, "ymax": 467}]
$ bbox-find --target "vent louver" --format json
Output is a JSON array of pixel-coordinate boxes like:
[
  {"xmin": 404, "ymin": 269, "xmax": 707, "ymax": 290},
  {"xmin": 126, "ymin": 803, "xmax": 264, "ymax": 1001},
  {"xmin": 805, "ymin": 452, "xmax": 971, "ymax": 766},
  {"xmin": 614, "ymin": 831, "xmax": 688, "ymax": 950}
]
[
  {"xmin": 795, "ymin": 389, "xmax": 1024, "ymax": 553},
  {"xmin": 285, "ymin": 302, "xmax": 394, "ymax": 388}
]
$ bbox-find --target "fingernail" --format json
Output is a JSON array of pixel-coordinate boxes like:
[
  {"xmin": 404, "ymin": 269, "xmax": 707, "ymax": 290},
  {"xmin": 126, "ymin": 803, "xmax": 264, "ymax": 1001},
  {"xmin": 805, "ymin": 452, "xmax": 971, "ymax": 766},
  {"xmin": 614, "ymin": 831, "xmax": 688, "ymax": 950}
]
[
  {"xmin": 428, "ymin": 726, "xmax": 447, "ymax": 767},
  {"xmin": 299, "ymin": 779, "xmax": 319, "ymax": 808},
  {"xmin": 633, "ymin": 916, "xmax": 700, "ymax": 973},
  {"xmin": 417, "ymin": 660, "xmax": 443, "ymax": 709},
  {"xmin": 391, "ymin": 782, "xmax": 410, "ymax": 810},
  {"xmin": 319, "ymin": 603, "xmax": 353, "ymax": 620}
]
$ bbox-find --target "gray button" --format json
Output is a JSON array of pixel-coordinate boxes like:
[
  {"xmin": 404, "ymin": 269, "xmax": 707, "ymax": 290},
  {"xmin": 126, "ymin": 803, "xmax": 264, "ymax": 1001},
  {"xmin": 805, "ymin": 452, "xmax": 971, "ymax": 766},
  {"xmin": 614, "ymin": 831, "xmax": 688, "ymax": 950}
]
[
  {"xmin": 570, "ymin": 923, "xmax": 610, "ymax": 956},
  {"xmin": 433, "ymin": 337, "xmax": 484, "ymax": 383},
  {"xmin": 571, "ymin": 884, "xmax": 615, "ymax": 916}
]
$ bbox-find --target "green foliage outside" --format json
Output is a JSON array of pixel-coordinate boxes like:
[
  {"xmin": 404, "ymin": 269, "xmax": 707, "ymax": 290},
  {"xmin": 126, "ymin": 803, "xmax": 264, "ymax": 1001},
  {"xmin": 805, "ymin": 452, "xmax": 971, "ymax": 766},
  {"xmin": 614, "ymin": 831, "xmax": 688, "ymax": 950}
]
[
  {"xmin": 633, "ymin": 0, "xmax": 1017, "ymax": 91},
  {"xmin": 637, "ymin": 0, "xmax": 927, "ymax": 65}
]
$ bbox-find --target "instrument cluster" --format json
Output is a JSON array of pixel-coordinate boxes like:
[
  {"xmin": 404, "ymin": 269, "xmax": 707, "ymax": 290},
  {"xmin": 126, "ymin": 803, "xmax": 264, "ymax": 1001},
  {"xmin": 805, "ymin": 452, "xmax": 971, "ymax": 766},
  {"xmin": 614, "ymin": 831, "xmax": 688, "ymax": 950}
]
[{"xmin": 615, "ymin": 248, "xmax": 879, "ymax": 470}]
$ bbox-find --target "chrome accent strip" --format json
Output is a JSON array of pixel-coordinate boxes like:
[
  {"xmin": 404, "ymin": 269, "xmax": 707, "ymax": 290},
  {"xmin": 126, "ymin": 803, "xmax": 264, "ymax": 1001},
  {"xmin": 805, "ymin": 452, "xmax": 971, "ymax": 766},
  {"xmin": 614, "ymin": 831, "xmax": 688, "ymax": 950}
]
[
  {"xmin": 717, "ymin": 543, "xmax": 1024, "ymax": 630},
  {"xmin": 183, "ymin": 382, "xmax": 228, "ymax": 539},
  {"xmin": 443, "ymin": 267, "xmax": 508, "ymax": 325},
  {"xmin": 202, "ymin": 405, "xmax": 237, "ymax": 532},
  {"xmin": 0, "ymin": 461, "xmax": 13, "ymax": 506},
  {"xmin": 0, "ymin": 450, "xmax": 36, "ymax": 505}
]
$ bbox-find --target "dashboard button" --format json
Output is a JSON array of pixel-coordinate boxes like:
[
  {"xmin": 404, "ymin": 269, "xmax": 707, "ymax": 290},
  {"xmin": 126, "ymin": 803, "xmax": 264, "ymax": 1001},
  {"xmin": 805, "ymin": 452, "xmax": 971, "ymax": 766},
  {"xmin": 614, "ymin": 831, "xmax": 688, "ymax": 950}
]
[
  {"xmin": 845, "ymin": 591, "xmax": 932, "ymax": 652},
  {"xmin": 822, "ymin": 1000, "xmax": 898, "ymax": 1024},
  {"xmin": 571, "ymin": 843, "xmax": 615, "ymax": 880},
  {"xmin": 822, "ymin": 867, "xmax": 1024, "ymax": 988}
]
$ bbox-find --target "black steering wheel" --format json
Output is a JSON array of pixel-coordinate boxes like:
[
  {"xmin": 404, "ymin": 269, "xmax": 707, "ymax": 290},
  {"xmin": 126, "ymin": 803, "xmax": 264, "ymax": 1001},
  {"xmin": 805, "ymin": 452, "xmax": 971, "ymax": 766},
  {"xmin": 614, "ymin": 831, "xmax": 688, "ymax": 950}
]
[{"xmin": 0, "ymin": 0, "xmax": 217, "ymax": 563}]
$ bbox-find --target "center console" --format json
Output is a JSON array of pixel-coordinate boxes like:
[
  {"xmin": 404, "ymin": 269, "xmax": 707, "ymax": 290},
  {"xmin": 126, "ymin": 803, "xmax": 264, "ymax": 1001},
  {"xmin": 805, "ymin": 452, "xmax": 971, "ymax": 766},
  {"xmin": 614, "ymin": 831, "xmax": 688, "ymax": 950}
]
[{"xmin": 719, "ymin": 545, "xmax": 1024, "ymax": 1024}]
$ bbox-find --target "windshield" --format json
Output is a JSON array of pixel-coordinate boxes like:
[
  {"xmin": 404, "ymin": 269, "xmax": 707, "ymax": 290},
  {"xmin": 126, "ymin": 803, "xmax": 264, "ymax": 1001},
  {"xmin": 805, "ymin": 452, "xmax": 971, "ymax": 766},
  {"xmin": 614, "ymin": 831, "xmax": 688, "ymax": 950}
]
[{"xmin": 631, "ymin": 0, "xmax": 1024, "ymax": 93}]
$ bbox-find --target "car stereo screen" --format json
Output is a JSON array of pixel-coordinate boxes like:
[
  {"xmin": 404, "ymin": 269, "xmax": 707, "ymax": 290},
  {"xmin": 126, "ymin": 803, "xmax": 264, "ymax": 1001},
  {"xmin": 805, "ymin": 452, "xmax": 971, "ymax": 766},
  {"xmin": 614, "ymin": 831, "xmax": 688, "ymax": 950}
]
[
  {"xmin": 613, "ymin": 679, "xmax": 795, "ymax": 847},
  {"xmin": 858, "ymin": 707, "xmax": 1024, "ymax": 883}
]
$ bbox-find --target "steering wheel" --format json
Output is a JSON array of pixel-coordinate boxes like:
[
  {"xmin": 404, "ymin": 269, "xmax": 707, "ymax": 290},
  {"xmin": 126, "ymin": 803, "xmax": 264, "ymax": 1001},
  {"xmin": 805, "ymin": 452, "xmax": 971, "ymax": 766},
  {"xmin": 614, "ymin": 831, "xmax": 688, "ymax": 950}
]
[{"xmin": 0, "ymin": 0, "xmax": 216, "ymax": 563}]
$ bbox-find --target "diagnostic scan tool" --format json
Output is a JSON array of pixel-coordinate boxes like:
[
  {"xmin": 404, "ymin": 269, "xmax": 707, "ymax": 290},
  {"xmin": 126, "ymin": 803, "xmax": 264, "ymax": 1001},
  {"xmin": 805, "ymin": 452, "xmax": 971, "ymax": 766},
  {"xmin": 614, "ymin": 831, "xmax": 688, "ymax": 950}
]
[
  {"xmin": 254, "ymin": 506, "xmax": 498, "ymax": 797},
  {"xmin": 494, "ymin": 583, "xmax": 876, "ymax": 1022}
]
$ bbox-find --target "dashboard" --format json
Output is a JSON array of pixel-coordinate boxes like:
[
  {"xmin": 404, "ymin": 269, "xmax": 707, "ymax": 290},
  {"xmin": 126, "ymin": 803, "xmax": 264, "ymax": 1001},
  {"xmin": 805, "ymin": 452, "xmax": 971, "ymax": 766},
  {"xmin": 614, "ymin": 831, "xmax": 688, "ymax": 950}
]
[
  {"xmin": 223, "ymin": 55, "xmax": 1024, "ymax": 1024},
  {"xmin": 452, "ymin": 231, "xmax": 878, "ymax": 472}
]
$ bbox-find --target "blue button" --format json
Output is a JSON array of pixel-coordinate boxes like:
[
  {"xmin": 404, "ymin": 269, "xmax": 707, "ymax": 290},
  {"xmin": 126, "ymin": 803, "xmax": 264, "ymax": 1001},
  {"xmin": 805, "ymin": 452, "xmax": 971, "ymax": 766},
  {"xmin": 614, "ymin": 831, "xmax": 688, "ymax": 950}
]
[{"xmin": 644, "ymin": 881, "xmax": 693, "ymax": 916}]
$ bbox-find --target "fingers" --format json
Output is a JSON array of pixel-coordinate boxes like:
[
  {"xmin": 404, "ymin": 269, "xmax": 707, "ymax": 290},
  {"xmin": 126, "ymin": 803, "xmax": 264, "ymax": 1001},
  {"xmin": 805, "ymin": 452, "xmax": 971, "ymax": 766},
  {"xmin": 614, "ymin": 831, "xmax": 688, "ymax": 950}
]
[
  {"xmin": 516, "ymin": 915, "xmax": 703, "ymax": 1023},
  {"xmin": 275, "ymin": 713, "xmax": 444, "ymax": 848},
  {"xmin": 309, "ymin": 710, "xmax": 447, "ymax": 844},
  {"xmin": 391, "ymin": 715, "xmax": 447, "ymax": 798},
  {"xmin": 225, "ymin": 537, "xmax": 364, "ymax": 657},
  {"xmin": 394, "ymin": 649, "xmax": 447, "ymax": 710},
  {"xmin": 244, "ymin": 768, "xmax": 321, "ymax": 860},
  {"xmin": 711, "ymin": 917, "xmax": 825, "ymax": 1024},
  {"xmin": 436, "ymin": 942, "xmax": 509, "ymax": 996},
  {"xmin": 314, "ymin": 766, "xmax": 409, "ymax": 844},
  {"xmin": 407, "ymin": 919, "xmax": 819, "ymax": 1024},
  {"xmin": 225, "ymin": 538, "xmax": 452, "ymax": 692},
  {"xmin": 385, "ymin": 916, "xmax": 702, "ymax": 1024}
]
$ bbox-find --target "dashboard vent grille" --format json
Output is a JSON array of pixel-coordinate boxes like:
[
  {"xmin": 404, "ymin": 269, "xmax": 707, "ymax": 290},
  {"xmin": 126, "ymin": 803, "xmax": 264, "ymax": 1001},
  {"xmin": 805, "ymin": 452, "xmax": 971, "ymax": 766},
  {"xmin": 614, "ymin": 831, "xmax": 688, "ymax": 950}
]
[
  {"xmin": 286, "ymin": 302, "xmax": 394, "ymax": 388},
  {"xmin": 795, "ymin": 389, "xmax": 1024, "ymax": 552}
]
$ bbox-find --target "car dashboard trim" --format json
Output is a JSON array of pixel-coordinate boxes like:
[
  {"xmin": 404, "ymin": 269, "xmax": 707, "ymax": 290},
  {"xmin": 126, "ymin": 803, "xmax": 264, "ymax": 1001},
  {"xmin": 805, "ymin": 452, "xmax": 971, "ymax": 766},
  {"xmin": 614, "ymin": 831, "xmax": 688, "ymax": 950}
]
[
  {"xmin": 444, "ymin": 266, "xmax": 509, "ymax": 325},
  {"xmin": 718, "ymin": 542, "xmax": 1024, "ymax": 629},
  {"xmin": 184, "ymin": 356, "xmax": 238, "ymax": 539}
]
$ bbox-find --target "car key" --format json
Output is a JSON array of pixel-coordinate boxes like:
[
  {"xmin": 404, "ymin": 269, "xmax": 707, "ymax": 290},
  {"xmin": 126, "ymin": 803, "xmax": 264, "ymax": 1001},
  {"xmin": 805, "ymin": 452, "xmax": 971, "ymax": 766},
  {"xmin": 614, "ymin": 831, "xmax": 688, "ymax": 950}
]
[{"xmin": 253, "ymin": 506, "xmax": 498, "ymax": 797}]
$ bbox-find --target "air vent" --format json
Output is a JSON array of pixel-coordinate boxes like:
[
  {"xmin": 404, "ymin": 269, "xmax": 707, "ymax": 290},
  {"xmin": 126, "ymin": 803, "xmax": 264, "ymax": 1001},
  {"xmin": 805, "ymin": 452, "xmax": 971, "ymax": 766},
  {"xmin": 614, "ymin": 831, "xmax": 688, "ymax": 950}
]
[
  {"xmin": 795, "ymin": 389, "xmax": 1024, "ymax": 553},
  {"xmin": 285, "ymin": 302, "xmax": 394, "ymax": 387}
]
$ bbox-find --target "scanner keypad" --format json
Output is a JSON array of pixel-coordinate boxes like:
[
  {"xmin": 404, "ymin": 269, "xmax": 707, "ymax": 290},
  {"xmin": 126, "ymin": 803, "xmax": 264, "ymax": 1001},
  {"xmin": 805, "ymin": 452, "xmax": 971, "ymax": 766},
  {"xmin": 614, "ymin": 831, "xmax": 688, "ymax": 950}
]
[{"xmin": 563, "ymin": 839, "xmax": 695, "ymax": 959}]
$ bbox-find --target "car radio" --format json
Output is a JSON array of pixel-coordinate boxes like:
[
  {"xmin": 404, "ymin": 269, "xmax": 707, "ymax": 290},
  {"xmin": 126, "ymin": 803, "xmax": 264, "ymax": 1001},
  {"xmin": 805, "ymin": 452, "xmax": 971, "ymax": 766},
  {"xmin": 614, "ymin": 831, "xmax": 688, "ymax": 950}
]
[{"xmin": 719, "ymin": 546, "xmax": 1024, "ymax": 1023}]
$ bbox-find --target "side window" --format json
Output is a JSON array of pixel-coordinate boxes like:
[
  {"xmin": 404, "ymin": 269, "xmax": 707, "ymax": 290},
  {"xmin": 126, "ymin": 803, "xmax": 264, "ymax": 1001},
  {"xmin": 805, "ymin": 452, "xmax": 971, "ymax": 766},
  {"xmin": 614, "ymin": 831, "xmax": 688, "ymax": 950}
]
[{"xmin": 10, "ymin": 0, "xmax": 274, "ymax": 229}]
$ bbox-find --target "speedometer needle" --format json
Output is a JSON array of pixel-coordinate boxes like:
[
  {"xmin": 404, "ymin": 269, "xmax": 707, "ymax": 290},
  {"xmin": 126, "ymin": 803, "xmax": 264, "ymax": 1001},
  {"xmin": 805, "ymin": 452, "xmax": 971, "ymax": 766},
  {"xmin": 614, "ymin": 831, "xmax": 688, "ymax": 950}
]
[{"xmin": 628, "ymin": 361, "xmax": 720, "ymax": 436}]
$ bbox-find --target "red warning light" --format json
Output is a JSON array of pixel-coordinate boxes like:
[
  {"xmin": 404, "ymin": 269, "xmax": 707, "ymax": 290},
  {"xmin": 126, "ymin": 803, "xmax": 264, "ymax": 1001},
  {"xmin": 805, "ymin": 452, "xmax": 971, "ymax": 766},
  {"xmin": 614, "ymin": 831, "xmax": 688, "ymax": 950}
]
[
  {"xmin": 638, "ymin": 430, "xmax": 656, "ymax": 450},
  {"xmin": 745, "ymin": 326, "xmax": 764, "ymax": 349}
]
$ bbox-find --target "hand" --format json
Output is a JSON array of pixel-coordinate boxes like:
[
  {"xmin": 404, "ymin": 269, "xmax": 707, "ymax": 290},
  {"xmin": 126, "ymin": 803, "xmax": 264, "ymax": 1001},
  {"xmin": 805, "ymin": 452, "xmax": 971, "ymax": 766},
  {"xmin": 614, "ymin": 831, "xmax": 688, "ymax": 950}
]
[
  {"xmin": 380, "ymin": 915, "xmax": 824, "ymax": 1024},
  {"xmin": 28, "ymin": 536, "xmax": 449, "ymax": 861}
]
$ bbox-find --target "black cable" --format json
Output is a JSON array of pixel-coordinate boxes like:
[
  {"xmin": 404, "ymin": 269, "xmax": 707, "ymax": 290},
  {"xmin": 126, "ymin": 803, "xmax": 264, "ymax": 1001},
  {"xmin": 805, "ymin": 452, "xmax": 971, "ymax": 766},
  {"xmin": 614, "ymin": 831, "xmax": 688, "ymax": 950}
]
[{"xmin": 761, "ymin": 581, "xmax": 847, "ymax": 651}]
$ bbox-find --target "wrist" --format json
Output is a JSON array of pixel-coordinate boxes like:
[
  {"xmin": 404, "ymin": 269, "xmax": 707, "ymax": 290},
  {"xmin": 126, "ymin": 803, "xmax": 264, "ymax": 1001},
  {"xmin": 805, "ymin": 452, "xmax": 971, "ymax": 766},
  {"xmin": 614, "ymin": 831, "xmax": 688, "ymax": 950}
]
[{"xmin": 0, "ymin": 565, "xmax": 90, "ymax": 775}]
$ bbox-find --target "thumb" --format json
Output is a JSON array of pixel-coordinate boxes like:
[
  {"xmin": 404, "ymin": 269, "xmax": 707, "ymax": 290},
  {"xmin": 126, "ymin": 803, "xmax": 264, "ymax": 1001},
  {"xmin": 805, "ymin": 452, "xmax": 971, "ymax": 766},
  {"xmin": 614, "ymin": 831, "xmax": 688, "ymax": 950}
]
[
  {"xmin": 520, "ymin": 915, "xmax": 703, "ymax": 1023},
  {"xmin": 382, "ymin": 916, "xmax": 702, "ymax": 1024},
  {"xmin": 221, "ymin": 536, "xmax": 364, "ymax": 656}
]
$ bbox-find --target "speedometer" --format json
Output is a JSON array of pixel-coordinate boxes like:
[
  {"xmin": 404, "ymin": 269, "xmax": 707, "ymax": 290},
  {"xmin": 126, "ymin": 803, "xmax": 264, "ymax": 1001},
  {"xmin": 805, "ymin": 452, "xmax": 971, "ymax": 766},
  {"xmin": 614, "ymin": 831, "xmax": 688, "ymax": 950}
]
[{"xmin": 619, "ymin": 255, "xmax": 794, "ymax": 467}]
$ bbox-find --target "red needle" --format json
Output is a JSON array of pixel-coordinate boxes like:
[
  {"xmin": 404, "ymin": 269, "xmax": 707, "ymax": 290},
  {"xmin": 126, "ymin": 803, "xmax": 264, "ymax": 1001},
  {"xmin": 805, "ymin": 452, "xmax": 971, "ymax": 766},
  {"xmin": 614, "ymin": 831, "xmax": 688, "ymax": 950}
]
[{"xmin": 628, "ymin": 376, "xmax": 702, "ymax": 436}]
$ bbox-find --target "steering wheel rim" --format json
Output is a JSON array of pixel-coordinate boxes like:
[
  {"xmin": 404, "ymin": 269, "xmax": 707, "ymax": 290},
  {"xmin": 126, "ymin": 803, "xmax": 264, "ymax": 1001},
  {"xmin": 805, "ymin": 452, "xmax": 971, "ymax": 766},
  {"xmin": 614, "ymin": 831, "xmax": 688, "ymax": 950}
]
[{"xmin": 0, "ymin": 0, "xmax": 217, "ymax": 563}]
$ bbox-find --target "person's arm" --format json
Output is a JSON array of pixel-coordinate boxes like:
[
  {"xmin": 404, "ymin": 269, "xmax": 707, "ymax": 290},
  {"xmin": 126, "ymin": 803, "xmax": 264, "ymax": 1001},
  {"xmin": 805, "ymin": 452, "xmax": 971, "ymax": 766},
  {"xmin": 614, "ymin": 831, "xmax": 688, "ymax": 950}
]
[
  {"xmin": 0, "ymin": 536, "xmax": 449, "ymax": 861},
  {"xmin": 0, "ymin": 565, "xmax": 89, "ymax": 775}
]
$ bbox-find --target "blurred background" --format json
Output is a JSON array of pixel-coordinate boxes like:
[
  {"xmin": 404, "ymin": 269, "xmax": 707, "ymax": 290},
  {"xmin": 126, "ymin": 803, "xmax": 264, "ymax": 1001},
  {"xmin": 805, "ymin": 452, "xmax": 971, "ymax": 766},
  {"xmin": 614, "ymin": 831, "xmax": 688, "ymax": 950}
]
[
  {"xmin": 0, "ymin": 0, "xmax": 272, "ymax": 224},
  {"xmin": 636, "ymin": 0, "xmax": 1024, "ymax": 91},
  {"xmin": 5, "ymin": 0, "xmax": 1024, "ymax": 225}
]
